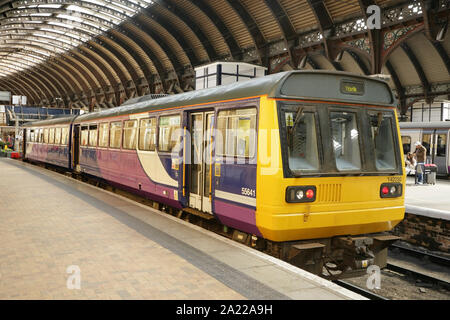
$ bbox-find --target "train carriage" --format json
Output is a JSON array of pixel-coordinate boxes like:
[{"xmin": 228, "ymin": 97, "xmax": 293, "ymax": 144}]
[
  {"xmin": 23, "ymin": 70, "xmax": 405, "ymax": 276},
  {"xmin": 23, "ymin": 116, "xmax": 75, "ymax": 169},
  {"xmin": 399, "ymin": 121, "xmax": 450, "ymax": 176}
]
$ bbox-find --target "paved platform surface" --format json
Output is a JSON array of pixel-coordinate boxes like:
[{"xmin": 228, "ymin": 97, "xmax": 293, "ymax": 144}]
[
  {"xmin": 0, "ymin": 158, "xmax": 363, "ymax": 300},
  {"xmin": 405, "ymin": 176, "xmax": 450, "ymax": 220}
]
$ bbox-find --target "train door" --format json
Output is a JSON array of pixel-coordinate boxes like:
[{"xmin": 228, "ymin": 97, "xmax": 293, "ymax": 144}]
[
  {"xmin": 22, "ymin": 128, "xmax": 27, "ymax": 156},
  {"xmin": 433, "ymin": 130, "xmax": 448, "ymax": 175},
  {"xmin": 73, "ymin": 124, "xmax": 80, "ymax": 171},
  {"xmin": 188, "ymin": 111, "xmax": 214, "ymax": 213},
  {"xmin": 421, "ymin": 130, "xmax": 433, "ymax": 163}
]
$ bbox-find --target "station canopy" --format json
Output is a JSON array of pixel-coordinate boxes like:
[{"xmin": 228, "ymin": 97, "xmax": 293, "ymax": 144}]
[{"xmin": 0, "ymin": 0, "xmax": 448, "ymax": 115}]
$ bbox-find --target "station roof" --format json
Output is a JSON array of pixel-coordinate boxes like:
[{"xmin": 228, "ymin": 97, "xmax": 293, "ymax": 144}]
[{"xmin": 0, "ymin": 0, "xmax": 448, "ymax": 115}]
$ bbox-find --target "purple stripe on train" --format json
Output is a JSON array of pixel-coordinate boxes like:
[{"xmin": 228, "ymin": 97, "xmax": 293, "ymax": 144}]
[{"xmin": 214, "ymin": 199, "xmax": 262, "ymax": 237}]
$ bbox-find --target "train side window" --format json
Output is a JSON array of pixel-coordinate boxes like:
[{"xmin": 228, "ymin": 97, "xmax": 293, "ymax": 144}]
[
  {"xmin": 49, "ymin": 128, "xmax": 55, "ymax": 144},
  {"xmin": 81, "ymin": 126, "xmax": 89, "ymax": 146},
  {"xmin": 43, "ymin": 128, "xmax": 49, "ymax": 144},
  {"xmin": 36, "ymin": 129, "xmax": 40, "ymax": 143},
  {"xmin": 217, "ymin": 108, "xmax": 257, "ymax": 158},
  {"xmin": 98, "ymin": 123, "xmax": 109, "ymax": 148},
  {"xmin": 123, "ymin": 120, "xmax": 137, "ymax": 150},
  {"xmin": 61, "ymin": 127, "xmax": 69, "ymax": 145},
  {"xmin": 437, "ymin": 134, "xmax": 447, "ymax": 157},
  {"xmin": 29, "ymin": 129, "xmax": 35, "ymax": 142},
  {"xmin": 109, "ymin": 121, "xmax": 122, "ymax": 149},
  {"xmin": 330, "ymin": 111, "xmax": 361, "ymax": 171},
  {"xmin": 38, "ymin": 129, "xmax": 43, "ymax": 143},
  {"xmin": 139, "ymin": 118, "xmax": 156, "ymax": 151},
  {"xmin": 158, "ymin": 115, "xmax": 181, "ymax": 152},
  {"xmin": 26, "ymin": 129, "xmax": 31, "ymax": 142},
  {"xmin": 89, "ymin": 124, "xmax": 98, "ymax": 147},
  {"xmin": 55, "ymin": 128, "xmax": 62, "ymax": 145},
  {"xmin": 401, "ymin": 136, "xmax": 411, "ymax": 154},
  {"xmin": 422, "ymin": 134, "xmax": 432, "ymax": 156}
]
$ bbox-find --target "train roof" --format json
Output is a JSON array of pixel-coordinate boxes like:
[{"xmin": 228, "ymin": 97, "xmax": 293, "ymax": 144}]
[
  {"xmin": 73, "ymin": 70, "xmax": 395, "ymax": 123},
  {"xmin": 399, "ymin": 121, "xmax": 450, "ymax": 129},
  {"xmin": 22, "ymin": 115, "xmax": 77, "ymax": 128}
]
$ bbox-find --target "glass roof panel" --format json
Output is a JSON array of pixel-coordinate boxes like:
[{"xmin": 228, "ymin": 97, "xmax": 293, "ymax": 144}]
[{"xmin": 0, "ymin": 0, "xmax": 154, "ymax": 78}]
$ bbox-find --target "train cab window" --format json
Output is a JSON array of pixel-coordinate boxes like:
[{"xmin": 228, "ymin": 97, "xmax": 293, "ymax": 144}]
[
  {"xmin": 81, "ymin": 126, "xmax": 89, "ymax": 146},
  {"xmin": 281, "ymin": 110, "xmax": 319, "ymax": 172},
  {"xmin": 330, "ymin": 111, "xmax": 361, "ymax": 171},
  {"xmin": 139, "ymin": 118, "xmax": 156, "ymax": 151},
  {"xmin": 61, "ymin": 127, "xmax": 69, "ymax": 145},
  {"xmin": 402, "ymin": 136, "xmax": 411, "ymax": 154},
  {"xmin": 158, "ymin": 115, "xmax": 181, "ymax": 152},
  {"xmin": 89, "ymin": 124, "xmax": 98, "ymax": 147},
  {"xmin": 109, "ymin": 121, "xmax": 122, "ymax": 149},
  {"xmin": 98, "ymin": 123, "xmax": 109, "ymax": 148},
  {"xmin": 217, "ymin": 108, "xmax": 257, "ymax": 158},
  {"xmin": 437, "ymin": 134, "xmax": 447, "ymax": 157},
  {"xmin": 43, "ymin": 128, "xmax": 49, "ymax": 144},
  {"xmin": 123, "ymin": 120, "xmax": 137, "ymax": 150},
  {"xmin": 368, "ymin": 111, "xmax": 397, "ymax": 171},
  {"xmin": 55, "ymin": 128, "xmax": 62, "ymax": 145},
  {"xmin": 49, "ymin": 128, "xmax": 55, "ymax": 144}
]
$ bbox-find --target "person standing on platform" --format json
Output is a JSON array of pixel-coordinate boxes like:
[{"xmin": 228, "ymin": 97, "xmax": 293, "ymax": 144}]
[
  {"xmin": 405, "ymin": 152, "xmax": 416, "ymax": 175},
  {"xmin": 413, "ymin": 141, "xmax": 426, "ymax": 185}
]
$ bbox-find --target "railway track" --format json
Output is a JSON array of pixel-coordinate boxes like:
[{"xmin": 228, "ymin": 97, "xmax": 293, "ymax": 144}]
[
  {"xmin": 333, "ymin": 245, "xmax": 450, "ymax": 299},
  {"xmin": 390, "ymin": 243, "xmax": 450, "ymax": 268},
  {"xmin": 333, "ymin": 280, "xmax": 389, "ymax": 300}
]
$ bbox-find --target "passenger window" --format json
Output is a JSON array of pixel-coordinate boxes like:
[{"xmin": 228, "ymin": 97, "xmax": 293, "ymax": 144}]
[
  {"xmin": 81, "ymin": 126, "xmax": 89, "ymax": 146},
  {"xmin": 109, "ymin": 121, "xmax": 122, "ymax": 148},
  {"xmin": 123, "ymin": 120, "xmax": 137, "ymax": 150},
  {"xmin": 61, "ymin": 127, "xmax": 68, "ymax": 145},
  {"xmin": 369, "ymin": 111, "xmax": 397, "ymax": 171},
  {"xmin": 158, "ymin": 115, "xmax": 181, "ymax": 152},
  {"xmin": 26, "ymin": 129, "xmax": 31, "ymax": 142},
  {"xmin": 89, "ymin": 124, "xmax": 98, "ymax": 147},
  {"xmin": 401, "ymin": 136, "xmax": 411, "ymax": 154},
  {"xmin": 437, "ymin": 134, "xmax": 447, "ymax": 157},
  {"xmin": 36, "ymin": 129, "xmax": 41, "ymax": 143},
  {"xmin": 49, "ymin": 128, "xmax": 55, "ymax": 144},
  {"xmin": 98, "ymin": 123, "xmax": 109, "ymax": 147},
  {"xmin": 29, "ymin": 129, "xmax": 35, "ymax": 142},
  {"xmin": 43, "ymin": 128, "xmax": 49, "ymax": 144},
  {"xmin": 330, "ymin": 111, "xmax": 361, "ymax": 171},
  {"xmin": 139, "ymin": 118, "xmax": 156, "ymax": 151},
  {"xmin": 217, "ymin": 108, "xmax": 257, "ymax": 158},
  {"xmin": 422, "ymin": 134, "xmax": 432, "ymax": 156},
  {"xmin": 55, "ymin": 128, "xmax": 62, "ymax": 145}
]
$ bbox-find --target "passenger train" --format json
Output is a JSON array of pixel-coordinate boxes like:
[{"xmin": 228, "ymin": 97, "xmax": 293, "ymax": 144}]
[
  {"xmin": 23, "ymin": 71, "xmax": 405, "ymax": 276},
  {"xmin": 400, "ymin": 121, "xmax": 450, "ymax": 176}
]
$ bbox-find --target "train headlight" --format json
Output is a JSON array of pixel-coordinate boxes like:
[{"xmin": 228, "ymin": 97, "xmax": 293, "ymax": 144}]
[
  {"xmin": 380, "ymin": 183, "xmax": 402, "ymax": 198},
  {"xmin": 286, "ymin": 186, "xmax": 316, "ymax": 203},
  {"xmin": 390, "ymin": 186, "xmax": 397, "ymax": 194}
]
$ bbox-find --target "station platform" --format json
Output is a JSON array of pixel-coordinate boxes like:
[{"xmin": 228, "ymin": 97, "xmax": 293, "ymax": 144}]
[
  {"xmin": 405, "ymin": 176, "xmax": 450, "ymax": 220},
  {"xmin": 0, "ymin": 158, "xmax": 363, "ymax": 300}
]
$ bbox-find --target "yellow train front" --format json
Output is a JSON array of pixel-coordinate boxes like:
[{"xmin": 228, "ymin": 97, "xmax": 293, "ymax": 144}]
[{"xmin": 253, "ymin": 72, "xmax": 405, "ymax": 276}]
